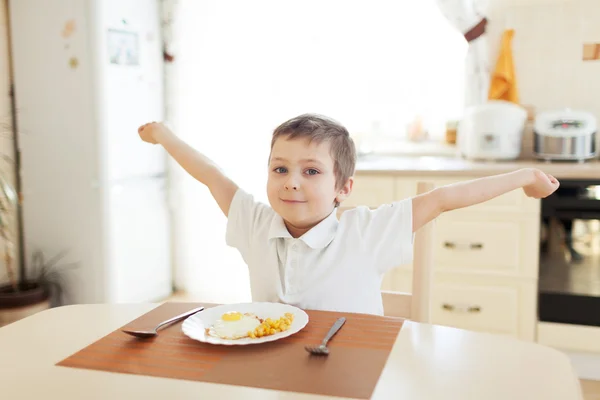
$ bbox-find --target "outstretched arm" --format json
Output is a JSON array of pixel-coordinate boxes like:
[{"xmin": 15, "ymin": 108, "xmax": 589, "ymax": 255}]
[
  {"xmin": 411, "ymin": 168, "xmax": 559, "ymax": 232},
  {"xmin": 138, "ymin": 122, "xmax": 238, "ymax": 217}
]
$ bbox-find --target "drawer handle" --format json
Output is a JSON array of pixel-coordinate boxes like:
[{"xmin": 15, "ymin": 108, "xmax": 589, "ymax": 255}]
[
  {"xmin": 442, "ymin": 303, "xmax": 482, "ymax": 313},
  {"xmin": 443, "ymin": 241, "xmax": 484, "ymax": 250}
]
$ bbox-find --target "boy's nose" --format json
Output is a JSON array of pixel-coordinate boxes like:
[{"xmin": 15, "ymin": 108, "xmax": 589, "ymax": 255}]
[{"xmin": 284, "ymin": 179, "xmax": 299, "ymax": 191}]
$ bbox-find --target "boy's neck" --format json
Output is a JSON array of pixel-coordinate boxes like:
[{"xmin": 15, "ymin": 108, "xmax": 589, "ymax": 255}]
[
  {"xmin": 283, "ymin": 208, "xmax": 336, "ymax": 238},
  {"xmin": 284, "ymin": 220, "xmax": 315, "ymax": 239}
]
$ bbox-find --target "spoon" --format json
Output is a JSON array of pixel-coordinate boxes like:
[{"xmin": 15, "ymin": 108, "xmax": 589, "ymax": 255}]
[{"xmin": 122, "ymin": 306, "xmax": 205, "ymax": 338}]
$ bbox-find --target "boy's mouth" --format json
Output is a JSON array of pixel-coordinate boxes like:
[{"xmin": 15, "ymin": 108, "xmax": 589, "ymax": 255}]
[{"xmin": 280, "ymin": 198, "xmax": 307, "ymax": 204}]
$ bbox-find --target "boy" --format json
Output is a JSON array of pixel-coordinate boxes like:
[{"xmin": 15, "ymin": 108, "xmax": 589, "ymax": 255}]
[{"xmin": 138, "ymin": 113, "xmax": 559, "ymax": 315}]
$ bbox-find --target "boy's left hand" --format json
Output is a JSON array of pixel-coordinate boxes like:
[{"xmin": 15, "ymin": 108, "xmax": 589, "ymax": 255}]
[{"xmin": 523, "ymin": 169, "xmax": 559, "ymax": 199}]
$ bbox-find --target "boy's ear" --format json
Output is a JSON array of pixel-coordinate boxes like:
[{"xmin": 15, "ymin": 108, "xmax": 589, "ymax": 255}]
[{"xmin": 335, "ymin": 176, "xmax": 354, "ymax": 204}]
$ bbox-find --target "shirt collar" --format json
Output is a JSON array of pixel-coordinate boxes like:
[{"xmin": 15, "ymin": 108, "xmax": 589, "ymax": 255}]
[{"xmin": 268, "ymin": 208, "xmax": 339, "ymax": 249}]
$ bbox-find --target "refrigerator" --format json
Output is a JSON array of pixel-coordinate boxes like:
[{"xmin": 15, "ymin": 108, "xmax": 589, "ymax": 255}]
[{"xmin": 8, "ymin": 0, "xmax": 172, "ymax": 304}]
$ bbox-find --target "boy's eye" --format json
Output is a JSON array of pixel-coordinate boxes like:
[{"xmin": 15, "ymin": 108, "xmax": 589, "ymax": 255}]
[
  {"xmin": 274, "ymin": 167, "xmax": 287, "ymax": 173},
  {"xmin": 305, "ymin": 169, "xmax": 319, "ymax": 176}
]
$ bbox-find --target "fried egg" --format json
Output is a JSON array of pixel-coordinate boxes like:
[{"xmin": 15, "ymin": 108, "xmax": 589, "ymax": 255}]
[{"xmin": 209, "ymin": 311, "xmax": 261, "ymax": 340}]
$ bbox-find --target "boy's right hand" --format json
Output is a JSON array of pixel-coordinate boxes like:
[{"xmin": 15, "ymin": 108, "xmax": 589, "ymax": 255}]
[{"xmin": 138, "ymin": 122, "xmax": 172, "ymax": 144}]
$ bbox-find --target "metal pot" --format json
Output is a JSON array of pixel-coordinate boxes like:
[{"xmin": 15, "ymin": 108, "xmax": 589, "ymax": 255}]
[{"xmin": 533, "ymin": 109, "xmax": 597, "ymax": 162}]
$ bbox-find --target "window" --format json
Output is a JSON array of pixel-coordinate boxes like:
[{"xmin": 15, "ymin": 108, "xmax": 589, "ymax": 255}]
[
  {"xmin": 173, "ymin": 0, "xmax": 467, "ymax": 144},
  {"xmin": 168, "ymin": 0, "xmax": 467, "ymax": 301}
]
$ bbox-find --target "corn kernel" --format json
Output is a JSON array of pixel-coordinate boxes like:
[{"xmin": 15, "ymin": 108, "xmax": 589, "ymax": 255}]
[{"xmin": 247, "ymin": 313, "xmax": 295, "ymax": 339}]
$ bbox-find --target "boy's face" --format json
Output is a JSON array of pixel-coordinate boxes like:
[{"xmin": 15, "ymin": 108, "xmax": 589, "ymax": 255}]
[{"xmin": 267, "ymin": 136, "xmax": 352, "ymax": 236}]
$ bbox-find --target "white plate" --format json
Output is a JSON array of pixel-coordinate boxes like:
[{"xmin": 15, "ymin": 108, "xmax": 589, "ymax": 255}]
[{"xmin": 181, "ymin": 302, "xmax": 309, "ymax": 345}]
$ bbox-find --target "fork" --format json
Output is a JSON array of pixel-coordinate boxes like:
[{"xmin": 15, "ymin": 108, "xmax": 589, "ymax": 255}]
[{"xmin": 305, "ymin": 317, "xmax": 346, "ymax": 356}]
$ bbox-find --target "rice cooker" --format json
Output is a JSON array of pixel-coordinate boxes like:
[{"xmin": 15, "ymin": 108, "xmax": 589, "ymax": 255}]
[
  {"xmin": 533, "ymin": 109, "xmax": 597, "ymax": 162},
  {"xmin": 457, "ymin": 100, "xmax": 527, "ymax": 161}
]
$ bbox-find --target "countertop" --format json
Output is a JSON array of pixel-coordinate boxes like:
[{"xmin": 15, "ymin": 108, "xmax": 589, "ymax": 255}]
[{"xmin": 355, "ymin": 154, "xmax": 600, "ymax": 179}]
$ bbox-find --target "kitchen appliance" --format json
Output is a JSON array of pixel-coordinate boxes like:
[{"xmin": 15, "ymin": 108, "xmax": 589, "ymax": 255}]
[
  {"xmin": 457, "ymin": 100, "xmax": 527, "ymax": 161},
  {"xmin": 9, "ymin": 0, "xmax": 172, "ymax": 304},
  {"xmin": 533, "ymin": 109, "xmax": 597, "ymax": 162},
  {"xmin": 539, "ymin": 179, "xmax": 600, "ymax": 328}
]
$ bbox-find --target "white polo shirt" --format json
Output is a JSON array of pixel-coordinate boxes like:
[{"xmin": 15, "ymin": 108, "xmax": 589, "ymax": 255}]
[{"xmin": 225, "ymin": 188, "xmax": 413, "ymax": 315}]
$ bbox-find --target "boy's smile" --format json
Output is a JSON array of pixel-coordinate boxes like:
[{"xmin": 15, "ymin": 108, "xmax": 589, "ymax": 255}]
[
  {"xmin": 280, "ymin": 199, "xmax": 307, "ymax": 204},
  {"xmin": 267, "ymin": 136, "xmax": 352, "ymax": 238}
]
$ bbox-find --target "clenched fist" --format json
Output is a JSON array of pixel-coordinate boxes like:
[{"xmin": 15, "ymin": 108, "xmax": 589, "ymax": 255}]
[
  {"xmin": 522, "ymin": 168, "xmax": 560, "ymax": 199},
  {"xmin": 137, "ymin": 121, "xmax": 173, "ymax": 144}
]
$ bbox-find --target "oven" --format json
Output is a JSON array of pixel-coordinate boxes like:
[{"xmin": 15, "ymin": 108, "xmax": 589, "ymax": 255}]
[{"xmin": 538, "ymin": 179, "xmax": 600, "ymax": 327}]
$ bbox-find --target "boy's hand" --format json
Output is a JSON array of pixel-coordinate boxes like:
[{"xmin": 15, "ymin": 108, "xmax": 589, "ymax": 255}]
[
  {"xmin": 138, "ymin": 122, "xmax": 172, "ymax": 144},
  {"xmin": 522, "ymin": 168, "xmax": 559, "ymax": 199}
]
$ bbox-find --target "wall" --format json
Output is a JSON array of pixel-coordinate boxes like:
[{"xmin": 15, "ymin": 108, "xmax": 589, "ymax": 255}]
[
  {"xmin": 487, "ymin": 0, "xmax": 600, "ymax": 158},
  {"xmin": 0, "ymin": 0, "xmax": 17, "ymax": 286}
]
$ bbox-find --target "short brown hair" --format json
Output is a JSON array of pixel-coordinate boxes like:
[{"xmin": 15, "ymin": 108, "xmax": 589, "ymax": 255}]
[{"xmin": 270, "ymin": 113, "xmax": 356, "ymax": 190}]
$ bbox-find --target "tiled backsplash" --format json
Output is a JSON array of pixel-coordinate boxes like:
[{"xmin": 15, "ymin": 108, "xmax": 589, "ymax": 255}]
[{"xmin": 488, "ymin": 0, "xmax": 600, "ymax": 158}]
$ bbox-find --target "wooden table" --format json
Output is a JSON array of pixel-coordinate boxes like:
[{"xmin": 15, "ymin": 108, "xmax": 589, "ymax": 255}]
[{"xmin": 0, "ymin": 304, "xmax": 583, "ymax": 399}]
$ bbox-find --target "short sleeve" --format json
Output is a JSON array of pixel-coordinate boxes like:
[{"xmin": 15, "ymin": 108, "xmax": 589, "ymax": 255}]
[
  {"xmin": 347, "ymin": 199, "xmax": 414, "ymax": 274},
  {"xmin": 225, "ymin": 188, "xmax": 274, "ymax": 260}
]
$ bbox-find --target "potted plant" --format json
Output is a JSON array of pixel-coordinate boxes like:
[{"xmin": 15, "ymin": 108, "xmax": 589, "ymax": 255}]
[
  {"xmin": 0, "ymin": 161, "xmax": 44, "ymax": 325},
  {"xmin": 0, "ymin": 115, "xmax": 76, "ymax": 327}
]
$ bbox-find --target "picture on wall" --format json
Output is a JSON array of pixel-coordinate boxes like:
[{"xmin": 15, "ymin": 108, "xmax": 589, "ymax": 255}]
[{"xmin": 107, "ymin": 29, "xmax": 139, "ymax": 66}]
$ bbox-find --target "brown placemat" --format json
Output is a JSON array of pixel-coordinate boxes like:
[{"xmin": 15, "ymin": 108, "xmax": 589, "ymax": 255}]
[{"xmin": 57, "ymin": 302, "xmax": 404, "ymax": 399}]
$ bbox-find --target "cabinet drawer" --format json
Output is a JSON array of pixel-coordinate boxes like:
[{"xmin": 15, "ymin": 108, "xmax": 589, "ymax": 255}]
[
  {"xmin": 431, "ymin": 281, "xmax": 519, "ymax": 336},
  {"xmin": 382, "ymin": 271, "xmax": 537, "ymax": 341},
  {"xmin": 344, "ymin": 175, "xmax": 395, "ymax": 207},
  {"xmin": 434, "ymin": 216, "xmax": 538, "ymax": 277}
]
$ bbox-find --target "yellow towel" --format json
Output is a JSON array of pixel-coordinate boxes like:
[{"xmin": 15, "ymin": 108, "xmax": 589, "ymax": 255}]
[{"xmin": 488, "ymin": 29, "xmax": 519, "ymax": 103}]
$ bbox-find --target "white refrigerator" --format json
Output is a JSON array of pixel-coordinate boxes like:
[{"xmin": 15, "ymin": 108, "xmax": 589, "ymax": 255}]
[{"xmin": 8, "ymin": 0, "xmax": 172, "ymax": 304}]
